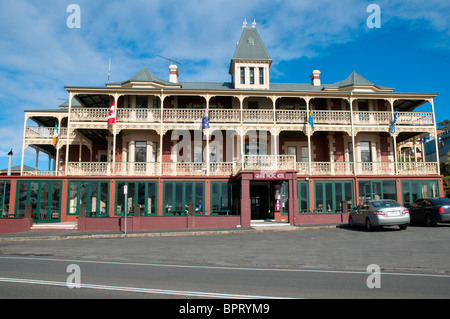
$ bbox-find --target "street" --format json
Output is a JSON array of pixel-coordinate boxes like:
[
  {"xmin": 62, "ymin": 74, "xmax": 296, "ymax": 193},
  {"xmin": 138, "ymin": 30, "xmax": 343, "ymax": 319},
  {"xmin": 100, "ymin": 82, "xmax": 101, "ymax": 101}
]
[{"xmin": 0, "ymin": 225, "xmax": 449, "ymax": 300}]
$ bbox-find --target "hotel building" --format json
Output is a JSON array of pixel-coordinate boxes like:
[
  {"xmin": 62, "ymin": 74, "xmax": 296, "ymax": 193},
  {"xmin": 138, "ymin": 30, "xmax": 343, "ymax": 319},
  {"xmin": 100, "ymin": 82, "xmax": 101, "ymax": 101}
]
[{"xmin": 0, "ymin": 24, "xmax": 443, "ymax": 231}]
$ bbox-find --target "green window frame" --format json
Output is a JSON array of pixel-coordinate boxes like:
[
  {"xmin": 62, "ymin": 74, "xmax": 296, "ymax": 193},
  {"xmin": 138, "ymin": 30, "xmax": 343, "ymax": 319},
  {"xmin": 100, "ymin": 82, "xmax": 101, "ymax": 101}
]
[
  {"xmin": 0, "ymin": 180, "xmax": 11, "ymax": 217},
  {"xmin": 163, "ymin": 181, "xmax": 204, "ymax": 216},
  {"xmin": 68, "ymin": 181, "xmax": 109, "ymax": 216},
  {"xmin": 210, "ymin": 181, "xmax": 240, "ymax": 216},
  {"xmin": 314, "ymin": 181, "xmax": 354, "ymax": 213},
  {"xmin": 115, "ymin": 181, "xmax": 157, "ymax": 216},
  {"xmin": 401, "ymin": 180, "xmax": 439, "ymax": 206},
  {"xmin": 297, "ymin": 181, "xmax": 309, "ymax": 214},
  {"xmin": 16, "ymin": 180, "xmax": 62, "ymax": 222},
  {"xmin": 358, "ymin": 180, "xmax": 397, "ymax": 203}
]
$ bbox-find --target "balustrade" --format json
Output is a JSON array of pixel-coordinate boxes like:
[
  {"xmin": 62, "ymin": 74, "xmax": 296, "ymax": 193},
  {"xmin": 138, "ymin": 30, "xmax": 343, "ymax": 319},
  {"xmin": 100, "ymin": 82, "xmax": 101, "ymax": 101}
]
[{"xmin": 67, "ymin": 107, "xmax": 434, "ymax": 127}]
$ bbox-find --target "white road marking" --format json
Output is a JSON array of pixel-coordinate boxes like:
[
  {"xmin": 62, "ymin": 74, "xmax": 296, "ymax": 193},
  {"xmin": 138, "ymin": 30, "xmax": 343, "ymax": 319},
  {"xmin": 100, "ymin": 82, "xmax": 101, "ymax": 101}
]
[
  {"xmin": 0, "ymin": 277, "xmax": 288, "ymax": 299},
  {"xmin": 1, "ymin": 256, "xmax": 449, "ymax": 278}
]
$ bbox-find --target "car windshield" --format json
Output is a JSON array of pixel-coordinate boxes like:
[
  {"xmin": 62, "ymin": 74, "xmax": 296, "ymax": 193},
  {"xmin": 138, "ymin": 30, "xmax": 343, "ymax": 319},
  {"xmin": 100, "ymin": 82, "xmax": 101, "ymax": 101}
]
[
  {"xmin": 429, "ymin": 198, "xmax": 450, "ymax": 206},
  {"xmin": 371, "ymin": 201, "xmax": 401, "ymax": 208}
]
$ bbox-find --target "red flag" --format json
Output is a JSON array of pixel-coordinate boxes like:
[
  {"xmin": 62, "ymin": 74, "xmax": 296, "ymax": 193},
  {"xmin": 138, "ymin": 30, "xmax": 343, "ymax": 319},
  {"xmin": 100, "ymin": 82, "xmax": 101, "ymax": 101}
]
[{"xmin": 107, "ymin": 100, "xmax": 116, "ymax": 124}]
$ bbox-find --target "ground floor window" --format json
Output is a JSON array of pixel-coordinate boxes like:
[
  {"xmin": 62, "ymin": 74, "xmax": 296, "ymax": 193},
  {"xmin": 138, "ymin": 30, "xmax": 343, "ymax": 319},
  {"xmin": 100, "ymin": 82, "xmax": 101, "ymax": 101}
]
[
  {"xmin": 164, "ymin": 181, "xmax": 204, "ymax": 215},
  {"xmin": 210, "ymin": 181, "xmax": 240, "ymax": 215},
  {"xmin": 116, "ymin": 181, "xmax": 157, "ymax": 216},
  {"xmin": 297, "ymin": 181, "xmax": 309, "ymax": 213},
  {"xmin": 0, "ymin": 180, "xmax": 11, "ymax": 217},
  {"xmin": 314, "ymin": 181, "xmax": 353, "ymax": 213},
  {"xmin": 358, "ymin": 180, "xmax": 396, "ymax": 203},
  {"xmin": 16, "ymin": 180, "xmax": 61, "ymax": 222},
  {"xmin": 68, "ymin": 181, "xmax": 109, "ymax": 216},
  {"xmin": 401, "ymin": 180, "xmax": 439, "ymax": 206}
]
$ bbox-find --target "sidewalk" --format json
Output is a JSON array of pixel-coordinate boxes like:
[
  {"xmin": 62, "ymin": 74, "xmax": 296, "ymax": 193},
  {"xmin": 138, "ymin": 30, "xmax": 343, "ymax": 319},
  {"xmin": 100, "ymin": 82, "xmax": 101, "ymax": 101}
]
[{"xmin": 0, "ymin": 223, "xmax": 344, "ymax": 242}]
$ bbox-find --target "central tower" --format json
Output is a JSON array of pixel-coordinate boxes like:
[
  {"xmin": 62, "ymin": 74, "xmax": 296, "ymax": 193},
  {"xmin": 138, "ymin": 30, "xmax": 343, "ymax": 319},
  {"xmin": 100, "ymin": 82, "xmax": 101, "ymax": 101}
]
[{"xmin": 230, "ymin": 20, "xmax": 272, "ymax": 89}]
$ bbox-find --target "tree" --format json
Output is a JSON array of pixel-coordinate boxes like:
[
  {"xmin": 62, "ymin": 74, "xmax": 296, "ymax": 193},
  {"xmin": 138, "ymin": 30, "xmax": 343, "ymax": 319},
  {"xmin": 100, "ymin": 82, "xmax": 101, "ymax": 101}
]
[{"xmin": 438, "ymin": 119, "xmax": 450, "ymax": 131}]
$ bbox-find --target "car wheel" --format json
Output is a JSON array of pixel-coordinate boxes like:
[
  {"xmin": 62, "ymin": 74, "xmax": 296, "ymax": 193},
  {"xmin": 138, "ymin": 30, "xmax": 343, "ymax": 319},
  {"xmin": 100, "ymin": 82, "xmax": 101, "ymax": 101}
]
[
  {"xmin": 399, "ymin": 224, "xmax": 408, "ymax": 230},
  {"xmin": 349, "ymin": 216, "xmax": 354, "ymax": 228},
  {"xmin": 424, "ymin": 214, "xmax": 437, "ymax": 227},
  {"xmin": 365, "ymin": 218, "xmax": 373, "ymax": 231}
]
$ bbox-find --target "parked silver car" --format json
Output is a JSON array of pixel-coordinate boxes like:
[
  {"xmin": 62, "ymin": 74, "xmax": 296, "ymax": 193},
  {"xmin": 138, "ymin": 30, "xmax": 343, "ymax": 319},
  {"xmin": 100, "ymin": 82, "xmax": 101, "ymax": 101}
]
[{"xmin": 349, "ymin": 199, "xmax": 410, "ymax": 231}]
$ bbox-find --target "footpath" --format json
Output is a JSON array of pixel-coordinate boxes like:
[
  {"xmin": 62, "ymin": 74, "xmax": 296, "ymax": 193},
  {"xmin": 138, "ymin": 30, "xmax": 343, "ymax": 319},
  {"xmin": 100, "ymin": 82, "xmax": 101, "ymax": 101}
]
[{"xmin": 0, "ymin": 222, "xmax": 344, "ymax": 242}]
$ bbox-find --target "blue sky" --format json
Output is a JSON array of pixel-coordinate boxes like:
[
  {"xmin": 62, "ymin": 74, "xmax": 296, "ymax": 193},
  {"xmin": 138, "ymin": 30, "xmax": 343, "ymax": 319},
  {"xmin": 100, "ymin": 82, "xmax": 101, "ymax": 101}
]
[{"xmin": 0, "ymin": 0, "xmax": 449, "ymax": 170}]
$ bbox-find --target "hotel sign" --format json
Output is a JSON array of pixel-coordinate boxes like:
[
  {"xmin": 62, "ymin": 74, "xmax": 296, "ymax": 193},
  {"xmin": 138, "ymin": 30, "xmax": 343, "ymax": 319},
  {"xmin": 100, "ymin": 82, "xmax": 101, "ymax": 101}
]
[{"xmin": 254, "ymin": 172, "xmax": 286, "ymax": 180}]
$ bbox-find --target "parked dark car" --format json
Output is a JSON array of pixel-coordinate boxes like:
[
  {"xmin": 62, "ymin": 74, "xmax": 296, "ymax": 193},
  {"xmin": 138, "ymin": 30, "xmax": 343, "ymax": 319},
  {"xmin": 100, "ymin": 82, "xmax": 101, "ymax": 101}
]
[{"xmin": 408, "ymin": 197, "xmax": 450, "ymax": 226}]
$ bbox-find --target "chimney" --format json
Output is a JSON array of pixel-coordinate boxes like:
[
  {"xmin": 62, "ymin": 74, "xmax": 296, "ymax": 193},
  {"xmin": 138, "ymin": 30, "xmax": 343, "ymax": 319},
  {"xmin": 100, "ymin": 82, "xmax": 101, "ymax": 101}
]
[
  {"xmin": 310, "ymin": 70, "xmax": 321, "ymax": 86},
  {"xmin": 169, "ymin": 64, "xmax": 179, "ymax": 83}
]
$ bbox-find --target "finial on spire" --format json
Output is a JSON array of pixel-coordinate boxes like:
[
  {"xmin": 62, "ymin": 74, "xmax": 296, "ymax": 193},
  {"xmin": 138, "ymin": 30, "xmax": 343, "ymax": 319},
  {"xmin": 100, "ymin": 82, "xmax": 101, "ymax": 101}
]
[
  {"xmin": 252, "ymin": 19, "xmax": 257, "ymax": 28},
  {"xmin": 242, "ymin": 18, "xmax": 247, "ymax": 28}
]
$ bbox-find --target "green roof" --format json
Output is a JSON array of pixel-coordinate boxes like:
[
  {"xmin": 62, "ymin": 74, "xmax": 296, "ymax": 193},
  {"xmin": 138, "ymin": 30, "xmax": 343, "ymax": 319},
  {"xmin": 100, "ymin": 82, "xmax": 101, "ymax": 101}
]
[
  {"xmin": 109, "ymin": 67, "xmax": 178, "ymax": 86},
  {"xmin": 232, "ymin": 27, "xmax": 272, "ymax": 62},
  {"xmin": 327, "ymin": 71, "xmax": 393, "ymax": 90}
]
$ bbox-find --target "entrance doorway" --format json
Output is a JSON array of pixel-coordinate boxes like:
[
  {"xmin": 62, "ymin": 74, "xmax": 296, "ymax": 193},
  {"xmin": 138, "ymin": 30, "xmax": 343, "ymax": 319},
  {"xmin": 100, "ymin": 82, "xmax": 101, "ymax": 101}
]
[
  {"xmin": 250, "ymin": 182, "xmax": 271, "ymax": 220},
  {"xmin": 250, "ymin": 181, "xmax": 289, "ymax": 220}
]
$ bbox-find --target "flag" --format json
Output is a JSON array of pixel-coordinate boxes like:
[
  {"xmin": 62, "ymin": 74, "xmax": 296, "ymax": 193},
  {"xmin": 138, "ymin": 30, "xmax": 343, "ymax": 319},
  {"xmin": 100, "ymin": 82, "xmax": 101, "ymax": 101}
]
[
  {"xmin": 52, "ymin": 123, "xmax": 59, "ymax": 145},
  {"xmin": 202, "ymin": 106, "xmax": 210, "ymax": 130},
  {"xmin": 308, "ymin": 105, "xmax": 314, "ymax": 132},
  {"xmin": 107, "ymin": 100, "xmax": 116, "ymax": 124},
  {"xmin": 391, "ymin": 111, "xmax": 398, "ymax": 133}
]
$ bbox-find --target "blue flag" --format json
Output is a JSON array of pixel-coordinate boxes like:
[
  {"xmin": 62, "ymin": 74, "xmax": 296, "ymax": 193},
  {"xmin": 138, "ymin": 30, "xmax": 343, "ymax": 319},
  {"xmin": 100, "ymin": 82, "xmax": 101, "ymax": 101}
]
[
  {"xmin": 391, "ymin": 111, "xmax": 398, "ymax": 133},
  {"xmin": 202, "ymin": 107, "xmax": 210, "ymax": 130},
  {"xmin": 308, "ymin": 107, "xmax": 314, "ymax": 132}
]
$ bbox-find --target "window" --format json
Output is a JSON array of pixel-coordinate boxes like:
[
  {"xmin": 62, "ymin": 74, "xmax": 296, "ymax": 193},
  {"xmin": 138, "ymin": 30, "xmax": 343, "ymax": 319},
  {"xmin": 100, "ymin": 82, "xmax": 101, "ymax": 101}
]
[
  {"xmin": 348, "ymin": 142, "xmax": 353, "ymax": 162},
  {"xmin": 402, "ymin": 180, "xmax": 439, "ymax": 206},
  {"xmin": 360, "ymin": 141, "xmax": 372, "ymax": 162},
  {"xmin": 163, "ymin": 181, "xmax": 204, "ymax": 215},
  {"xmin": 135, "ymin": 142, "xmax": 147, "ymax": 162},
  {"xmin": 68, "ymin": 181, "xmax": 109, "ymax": 216},
  {"xmin": 259, "ymin": 68, "xmax": 264, "ymax": 85},
  {"xmin": 211, "ymin": 181, "xmax": 240, "ymax": 215},
  {"xmin": 136, "ymin": 96, "xmax": 148, "ymax": 108},
  {"xmin": 314, "ymin": 181, "xmax": 353, "ymax": 213},
  {"xmin": 358, "ymin": 180, "xmax": 397, "ymax": 202},
  {"xmin": 301, "ymin": 147, "xmax": 309, "ymax": 163},
  {"xmin": 0, "ymin": 181, "xmax": 11, "ymax": 217},
  {"xmin": 116, "ymin": 181, "xmax": 157, "ymax": 216},
  {"xmin": 250, "ymin": 67, "xmax": 255, "ymax": 84},
  {"xmin": 287, "ymin": 146, "xmax": 297, "ymax": 158},
  {"xmin": 297, "ymin": 181, "xmax": 309, "ymax": 213},
  {"xmin": 240, "ymin": 67, "xmax": 245, "ymax": 84},
  {"xmin": 16, "ymin": 180, "xmax": 62, "ymax": 222}
]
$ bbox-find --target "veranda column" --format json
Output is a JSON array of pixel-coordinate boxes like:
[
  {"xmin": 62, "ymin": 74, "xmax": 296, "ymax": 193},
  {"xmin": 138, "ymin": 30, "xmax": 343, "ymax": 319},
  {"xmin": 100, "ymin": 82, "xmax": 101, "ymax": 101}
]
[
  {"xmin": 55, "ymin": 117, "xmax": 62, "ymax": 176},
  {"xmin": 389, "ymin": 98, "xmax": 399, "ymax": 175},
  {"xmin": 111, "ymin": 94, "xmax": 119, "ymax": 176},
  {"xmin": 159, "ymin": 93, "xmax": 166, "ymax": 176},
  {"xmin": 349, "ymin": 97, "xmax": 357, "ymax": 175},
  {"xmin": 20, "ymin": 114, "xmax": 28, "ymax": 176},
  {"xmin": 430, "ymin": 98, "xmax": 441, "ymax": 175},
  {"xmin": 205, "ymin": 95, "xmax": 211, "ymax": 176},
  {"xmin": 65, "ymin": 92, "xmax": 74, "ymax": 176},
  {"xmin": 305, "ymin": 96, "xmax": 312, "ymax": 175}
]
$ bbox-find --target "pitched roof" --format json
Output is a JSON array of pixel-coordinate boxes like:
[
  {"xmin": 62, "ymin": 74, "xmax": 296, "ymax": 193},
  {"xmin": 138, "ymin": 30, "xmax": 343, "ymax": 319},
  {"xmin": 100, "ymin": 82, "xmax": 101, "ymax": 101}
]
[
  {"xmin": 109, "ymin": 68, "xmax": 178, "ymax": 87},
  {"xmin": 325, "ymin": 71, "xmax": 394, "ymax": 91},
  {"xmin": 232, "ymin": 27, "xmax": 272, "ymax": 62}
]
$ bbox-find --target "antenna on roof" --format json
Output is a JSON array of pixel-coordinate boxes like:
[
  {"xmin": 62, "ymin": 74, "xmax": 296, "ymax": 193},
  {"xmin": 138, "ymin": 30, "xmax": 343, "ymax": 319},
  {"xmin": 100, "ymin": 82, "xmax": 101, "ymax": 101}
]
[
  {"xmin": 107, "ymin": 58, "xmax": 111, "ymax": 83},
  {"xmin": 157, "ymin": 55, "xmax": 181, "ymax": 65}
]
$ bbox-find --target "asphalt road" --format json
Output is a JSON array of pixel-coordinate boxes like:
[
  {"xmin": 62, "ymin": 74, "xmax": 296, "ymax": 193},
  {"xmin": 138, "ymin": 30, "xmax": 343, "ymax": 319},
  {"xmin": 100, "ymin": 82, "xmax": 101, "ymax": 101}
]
[{"xmin": 0, "ymin": 225, "xmax": 449, "ymax": 300}]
